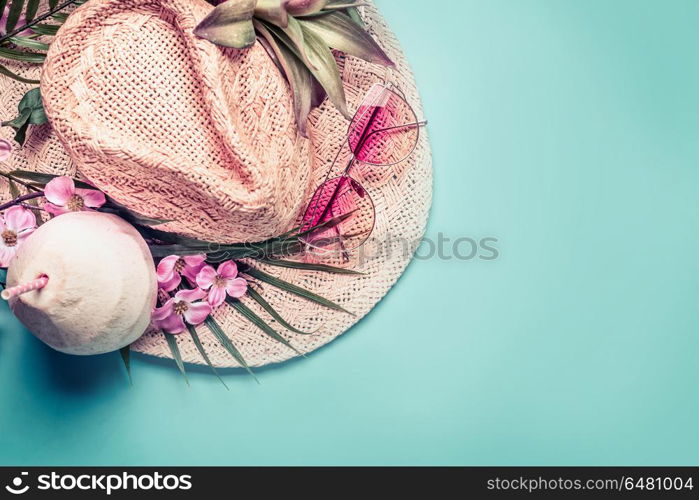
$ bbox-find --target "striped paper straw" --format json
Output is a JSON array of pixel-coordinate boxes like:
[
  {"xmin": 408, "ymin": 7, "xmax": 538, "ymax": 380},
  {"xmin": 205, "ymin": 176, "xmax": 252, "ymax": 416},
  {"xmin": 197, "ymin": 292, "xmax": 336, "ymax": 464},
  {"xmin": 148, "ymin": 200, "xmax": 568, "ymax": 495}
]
[{"xmin": 1, "ymin": 275, "xmax": 49, "ymax": 301}]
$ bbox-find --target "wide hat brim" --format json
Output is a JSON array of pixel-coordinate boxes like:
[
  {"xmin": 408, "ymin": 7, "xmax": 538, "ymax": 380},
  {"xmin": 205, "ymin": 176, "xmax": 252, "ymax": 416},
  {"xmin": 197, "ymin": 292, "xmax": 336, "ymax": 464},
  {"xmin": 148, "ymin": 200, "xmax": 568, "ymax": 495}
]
[{"xmin": 0, "ymin": 0, "xmax": 433, "ymax": 368}]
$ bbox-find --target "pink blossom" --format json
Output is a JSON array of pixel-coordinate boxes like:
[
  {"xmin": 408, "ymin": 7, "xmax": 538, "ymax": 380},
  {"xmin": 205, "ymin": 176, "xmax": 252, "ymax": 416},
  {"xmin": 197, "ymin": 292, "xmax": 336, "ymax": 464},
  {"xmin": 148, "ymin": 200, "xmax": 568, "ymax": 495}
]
[
  {"xmin": 196, "ymin": 260, "xmax": 247, "ymax": 307},
  {"xmin": 157, "ymin": 254, "xmax": 207, "ymax": 292},
  {"xmin": 152, "ymin": 288, "xmax": 212, "ymax": 334},
  {"xmin": 43, "ymin": 176, "xmax": 106, "ymax": 216},
  {"xmin": 0, "ymin": 206, "xmax": 36, "ymax": 267},
  {"xmin": 0, "ymin": 139, "xmax": 12, "ymax": 162}
]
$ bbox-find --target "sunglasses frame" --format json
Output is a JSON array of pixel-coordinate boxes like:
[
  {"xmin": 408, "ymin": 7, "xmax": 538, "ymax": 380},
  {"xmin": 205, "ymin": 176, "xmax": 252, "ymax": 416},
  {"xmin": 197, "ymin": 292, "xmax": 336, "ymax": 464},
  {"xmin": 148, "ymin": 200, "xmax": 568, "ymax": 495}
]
[{"xmin": 301, "ymin": 82, "xmax": 427, "ymax": 255}]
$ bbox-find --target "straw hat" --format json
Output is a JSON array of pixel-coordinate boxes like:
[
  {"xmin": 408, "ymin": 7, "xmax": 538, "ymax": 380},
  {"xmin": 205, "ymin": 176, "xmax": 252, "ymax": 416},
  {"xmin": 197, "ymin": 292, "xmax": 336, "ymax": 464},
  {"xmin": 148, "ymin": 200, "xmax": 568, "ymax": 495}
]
[{"xmin": 0, "ymin": 0, "xmax": 432, "ymax": 368}]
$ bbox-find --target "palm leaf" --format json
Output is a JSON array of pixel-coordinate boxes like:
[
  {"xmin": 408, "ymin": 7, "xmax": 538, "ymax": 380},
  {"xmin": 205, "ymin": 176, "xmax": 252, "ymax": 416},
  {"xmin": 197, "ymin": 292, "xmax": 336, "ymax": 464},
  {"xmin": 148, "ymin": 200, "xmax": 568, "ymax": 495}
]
[
  {"xmin": 27, "ymin": 23, "xmax": 60, "ymax": 36},
  {"xmin": 257, "ymin": 258, "xmax": 363, "ymax": 275},
  {"xmin": 254, "ymin": 0, "xmax": 289, "ymax": 28},
  {"xmin": 8, "ymin": 178, "xmax": 20, "ymax": 199},
  {"xmin": 0, "ymin": 0, "xmax": 84, "ymax": 57},
  {"xmin": 239, "ymin": 263, "xmax": 353, "ymax": 314},
  {"xmin": 0, "ymin": 47, "xmax": 45, "ymax": 63},
  {"xmin": 254, "ymin": 19, "xmax": 313, "ymax": 135},
  {"xmin": 5, "ymin": 0, "xmax": 25, "ymax": 33},
  {"xmin": 245, "ymin": 286, "xmax": 316, "ymax": 335},
  {"xmin": 24, "ymin": 0, "xmax": 40, "ymax": 22},
  {"xmin": 164, "ymin": 332, "xmax": 189, "ymax": 385},
  {"xmin": 205, "ymin": 317, "xmax": 258, "ymax": 382},
  {"xmin": 0, "ymin": 62, "xmax": 38, "ymax": 83},
  {"xmin": 119, "ymin": 345, "xmax": 132, "ymax": 385},
  {"xmin": 288, "ymin": 0, "xmax": 329, "ymax": 16},
  {"xmin": 8, "ymin": 36, "xmax": 49, "ymax": 51},
  {"xmin": 227, "ymin": 297, "xmax": 302, "ymax": 355},
  {"xmin": 299, "ymin": 11, "xmax": 392, "ymax": 66},
  {"xmin": 187, "ymin": 324, "xmax": 229, "ymax": 390},
  {"xmin": 193, "ymin": 0, "xmax": 257, "ymax": 49},
  {"xmin": 263, "ymin": 20, "xmax": 349, "ymax": 118}
]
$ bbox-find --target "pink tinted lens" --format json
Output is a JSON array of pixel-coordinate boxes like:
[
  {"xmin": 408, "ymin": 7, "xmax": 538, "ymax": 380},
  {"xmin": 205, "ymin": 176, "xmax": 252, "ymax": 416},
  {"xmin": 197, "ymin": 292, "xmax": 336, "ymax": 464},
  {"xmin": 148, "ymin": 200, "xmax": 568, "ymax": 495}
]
[
  {"xmin": 348, "ymin": 84, "xmax": 419, "ymax": 166},
  {"xmin": 301, "ymin": 176, "xmax": 375, "ymax": 252}
]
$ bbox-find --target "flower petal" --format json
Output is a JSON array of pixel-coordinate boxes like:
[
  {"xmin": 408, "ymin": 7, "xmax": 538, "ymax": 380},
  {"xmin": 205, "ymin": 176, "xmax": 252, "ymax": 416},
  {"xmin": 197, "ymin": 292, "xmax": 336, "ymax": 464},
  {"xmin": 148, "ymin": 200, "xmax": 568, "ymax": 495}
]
[
  {"xmin": 0, "ymin": 139, "xmax": 12, "ymax": 162},
  {"xmin": 76, "ymin": 188, "xmax": 106, "ymax": 209},
  {"xmin": 3, "ymin": 206, "xmax": 36, "ymax": 233},
  {"xmin": 184, "ymin": 254, "xmax": 207, "ymax": 267},
  {"xmin": 218, "ymin": 260, "xmax": 239, "ymax": 279},
  {"xmin": 225, "ymin": 277, "xmax": 248, "ymax": 298},
  {"xmin": 156, "ymin": 313, "xmax": 186, "ymax": 334},
  {"xmin": 175, "ymin": 287, "xmax": 208, "ymax": 303},
  {"xmin": 43, "ymin": 176, "xmax": 75, "ymax": 206},
  {"xmin": 158, "ymin": 274, "xmax": 181, "ymax": 292},
  {"xmin": 182, "ymin": 254, "xmax": 207, "ymax": 283},
  {"xmin": 157, "ymin": 256, "xmax": 179, "ymax": 282},
  {"xmin": 195, "ymin": 265, "xmax": 217, "ymax": 290},
  {"xmin": 183, "ymin": 301, "xmax": 212, "ymax": 326},
  {"xmin": 207, "ymin": 286, "xmax": 226, "ymax": 307}
]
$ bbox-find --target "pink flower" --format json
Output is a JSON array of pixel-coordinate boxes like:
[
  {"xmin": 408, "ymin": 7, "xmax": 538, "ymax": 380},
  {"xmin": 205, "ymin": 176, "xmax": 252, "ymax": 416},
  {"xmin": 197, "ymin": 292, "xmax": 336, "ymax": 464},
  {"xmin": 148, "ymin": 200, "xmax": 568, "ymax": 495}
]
[
  {"xmin": 0, "ymin": 206, "xmax": 36, "ymax": 267},
  {"xmin": 43, "ymin": 176, "xmax": 106, "ymax": 216},
  {"xmin": 0, "ymin": 139, "xmax": 12, "ymax": 162},
  {"xmin": 157, "ymin": 254, "xmax": 207, "ymax": 292},
  {"xmin": 152, "ymin": 288, "xmax": 212, "ymax": 334},
  {"xmin": 196, "ymin": 260, "xmax": 247, "ymax": 307}
]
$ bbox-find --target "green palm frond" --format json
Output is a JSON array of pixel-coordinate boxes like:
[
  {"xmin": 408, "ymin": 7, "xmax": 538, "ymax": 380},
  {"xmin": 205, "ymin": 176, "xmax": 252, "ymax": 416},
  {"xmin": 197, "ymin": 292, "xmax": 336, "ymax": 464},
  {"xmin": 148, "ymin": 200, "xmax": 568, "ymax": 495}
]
[
  {"xmin": 197, "ymin": 0, "xmax": 393, "ymax": 134},
  {"xmin": 0, "ymin": 0, "xmax": 84, "ymax": 83}
]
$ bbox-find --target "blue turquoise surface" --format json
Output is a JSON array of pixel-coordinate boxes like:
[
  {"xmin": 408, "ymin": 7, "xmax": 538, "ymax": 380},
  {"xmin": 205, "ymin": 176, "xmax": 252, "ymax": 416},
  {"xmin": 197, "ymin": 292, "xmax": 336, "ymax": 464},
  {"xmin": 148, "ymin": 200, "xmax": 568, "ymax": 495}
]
[{"xmin": 1, "ymin": 0, "xmax": 697, "ymax": 465}]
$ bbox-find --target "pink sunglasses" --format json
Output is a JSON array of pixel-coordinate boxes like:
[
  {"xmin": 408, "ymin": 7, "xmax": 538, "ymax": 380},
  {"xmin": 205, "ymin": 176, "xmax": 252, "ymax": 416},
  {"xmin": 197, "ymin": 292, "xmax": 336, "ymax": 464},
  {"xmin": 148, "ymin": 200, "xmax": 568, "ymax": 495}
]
[{"xmin": 300, "ymin": 83, "xmax": 427, "ymax": 258}]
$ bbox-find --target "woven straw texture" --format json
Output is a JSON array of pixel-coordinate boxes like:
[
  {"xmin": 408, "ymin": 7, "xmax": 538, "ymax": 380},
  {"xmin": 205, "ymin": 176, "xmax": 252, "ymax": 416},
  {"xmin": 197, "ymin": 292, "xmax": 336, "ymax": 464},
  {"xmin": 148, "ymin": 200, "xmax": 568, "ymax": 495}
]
[
  {"xmin": 0, "ymin": 0, "xmax": 433, "ymax": 368},
  {"xmin": 42, "ymin": 0, "xmax": 313, "ymax": 243}
]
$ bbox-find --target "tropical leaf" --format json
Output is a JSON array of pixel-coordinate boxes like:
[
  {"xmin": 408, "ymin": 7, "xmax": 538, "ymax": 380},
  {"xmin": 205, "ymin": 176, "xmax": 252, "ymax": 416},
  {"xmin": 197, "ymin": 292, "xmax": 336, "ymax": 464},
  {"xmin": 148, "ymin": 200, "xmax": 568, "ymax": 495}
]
[
  {"xmin": 254, "ymin": 19, "xmax": 313, "ymax": 135},
  {"xmin": 8, "ymin": 36, "xmax": 49, "ymax": 51},
  {"xmin": 254, "ymin": 0, "xmax": 289, "ymax": 28},
  {"xmin": 24, "ymin": 0, "xmax": 40, "ymax": 22},
  {"xmin": 1, "ymin": 88, "xmax": 47, "ymax": 144},
  {"xmin": 245, "ymin": 286, "xmax": 316, "ymax": 335},
  {"xmin": 239, "ymin": 263, "xmax": 353, "ymax": 314},
  {"xmin": 26, "ymin": 22, "xmax": 60, "ymax": 36},
  {"xmin": 7, "ymin": 170, "xmax": 169, "ymax": 226},
  {"xmin": 5, "ymin": 0, "xmax": 25, "ymax": 33},
  {"xmin": 277, "ymin": 21, "xmax": 349, "ymax": 117},
  {"xmin": 0, "ymin": 46, "xmax": 45, "ymax": 63},
  {"xmin": 7, "ymin": 169, "xmax": 91, "ymax": 187},
  {"xmin": 299, "ymin": 11, "xmax": 393, "ymax": 67},
  {"xmin": 227, "ymin": 297, "xmax": 302, "ymax": 355},
  {"xmin": 164, "ymin": 332, "xmax": 189, "ymax": 385},
  {"xmin": 187, "ymin": 324, "xmax": 229, "ymax": 390},
  {"xmin": 257, "ymin": 257, "xmax": 364, "ymax": 275},
  {"xmin": 7, "ymin": 179, "xmax": 20, "ymax": 199},
  {"xmin": 0, "ymin": 0, "xmax": 85, "ymax": 60},
  {"xmin": 119, "ymin": 345, "xmax": 132, "ymax": 385},
  {"xmin": 0, "ymin": 62, "xmax": 39, "ymax": 83},
  {"xmin": 193, "ymin": 0, "xmax": 257, "ymax": 49},
  {"xmin": 205, "ymin": 317, "xmax": 258, "ymax": 382}
]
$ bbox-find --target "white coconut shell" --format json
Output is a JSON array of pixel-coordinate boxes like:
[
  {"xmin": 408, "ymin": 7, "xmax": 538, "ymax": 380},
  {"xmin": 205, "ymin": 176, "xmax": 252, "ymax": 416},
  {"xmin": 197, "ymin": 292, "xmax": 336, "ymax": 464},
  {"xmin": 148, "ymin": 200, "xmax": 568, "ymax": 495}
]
[{"xmin": 7, "ymin": 211, "xmax": 157, "ymax": 355}]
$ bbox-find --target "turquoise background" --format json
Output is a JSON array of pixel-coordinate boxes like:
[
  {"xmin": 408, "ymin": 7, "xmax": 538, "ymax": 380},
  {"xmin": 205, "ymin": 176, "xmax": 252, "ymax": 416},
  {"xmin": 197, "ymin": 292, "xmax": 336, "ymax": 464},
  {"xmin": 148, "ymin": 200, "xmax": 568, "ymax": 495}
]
[{"xmin": 1, "ymin": 0, "xmax": 698, "ymax": 465}]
